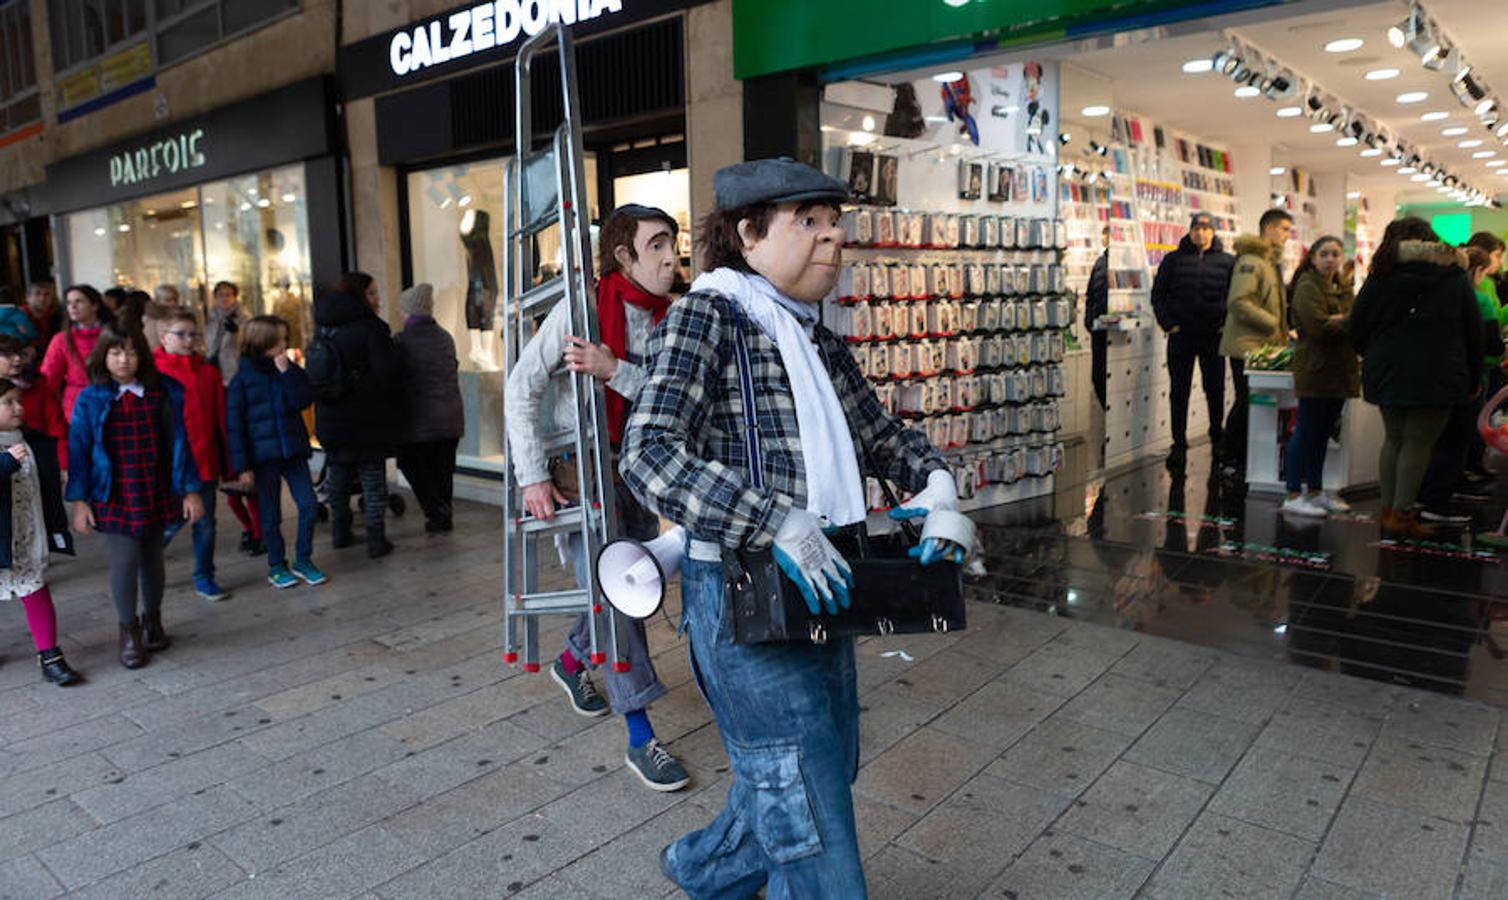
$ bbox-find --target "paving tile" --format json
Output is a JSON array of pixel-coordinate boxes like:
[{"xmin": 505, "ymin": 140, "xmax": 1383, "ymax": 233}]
[
  {"xmin": 1002, "ymin": 634, "xmax": 1132, "ymax": 698},
  {"xmin": 0, "ymin": 752, "xmax": 119, "ymax": 819},
  {"xmin": 881, "ymin": 649, "xmax": 1008, "ymax": 707},
  {"xmin": 863, "ymin": 844, "xmax": 992, "ymax": 900},
  {"xmin": 895, "ymin": 772, "xmax": 1069, "ymax": 876},
  {"xmin": 1311, "ymin": 795, "xmax": 1469, "ymax": 900},
  {"xmin": 556, "ymin": 801, "xmax": 715, "ymax": 898},
  {"xmin": 931, "ymin": 681, "xmax": 1065, "ymax": 750},
  {"xmin": 381, "ymin": 676, "xmax": 559, "ymax": 751},
  {"xmin": 1290, "ymin": 876, "xmax": 1383, "ymax": 900},
  {"xmin": 208, "ymin": 824, "xmax": 427, "ymax": 900},
  {"xmin": 68, "ymin": 842, "xmax": 246, "ymax": 900},
  {"xmin": 371, "ymin": 717, "xmax": 543, "ymax": 802},
  {"xmin": 983, "ymin": 829, "xmax": 1156, "ymax": 899},
  {"xmin": 1256, "ymin": 698, "xmax": 1381, "ymax": 768},
  {"xmin": 853, "ymin": 726, "xmax": 998, "ymax": 815},
  {"xmin": 1207, "ymin": 747, "xmax": 1351, "ymax": 841},
  {"xmin": 986, "ymin": 716, "xmax": 1134, "ymax": 799},
  {"xmin": 35, "ymin": 784, "xmax": 259, "ymax": 889},
  {"xmin": 226, "ymin": 729, "xmax": 407, "ymax": 811},
  {"xmin": 1456, "ymin": 778, "xmax": 1508, "ymax": 900},
  {"xmin": 1054, "ymin": 760, "xmax": 1213, "ymax": 859},
  {"xmin": 1290, "ymin": 670, "xmax": 1400, "ymax": 719},
  {"xmin": 1053, "ymin": 673, "xmax": 1181, "ymax": 737},
  {"xmin": 3, "ymin": 713, "xmax": 144, "ymax": 774},
  {"xmin": 1379, "ymin": 693, "xmax": 1499, "ymax": 756},
  {"xmin": 856, "ymin": 682, "xmax": 944, "ymax": 767},
  {"xmin": 1123, "ymin": 707, "xmax": 1260, "ymax": 784},
  {"xmin": 945, "ymin": 602, "xmax": 1072, "ymax": 663},
  {"xmin": 0, "ymin": 798, "xmax": 97, "ymax": 862},
  {"xmin": 1141, "ymin": 811, "xmax": 1314, "ymax": 900},
  {"xmin": 853, "ymin": 794, "xmax": 917, "ymax": 861},
  {"xmin": 1349, "ymin": 736, "xmax": 1489, "ymax": 824},
  {"xmin": 0, "ymin": 854, "xmax": 63, "ymax": 900},
  {"xmin": 1175, "ymin": 654, "xmax": 1300, "ymax": 726},
  {"xmin": 1108, "ymin": 637, "xmax": 1214, "ymax": 690},
  {"xmin": 379, "ymin": 764, "xmax": 573, "ymax": 859},
  {"xmin": 71, "ymin": 741, "xmax": 269, "ymax": 824}
]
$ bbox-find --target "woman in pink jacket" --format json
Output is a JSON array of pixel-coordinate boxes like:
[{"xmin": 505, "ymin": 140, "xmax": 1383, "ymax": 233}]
[{"xmin": 40, "ymin": 285, "xmax": 111, "ymax": 422}]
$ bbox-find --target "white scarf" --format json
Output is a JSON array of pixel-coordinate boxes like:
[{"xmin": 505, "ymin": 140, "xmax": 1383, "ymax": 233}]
[{"xmin": 692, "ymin": 268, "xmax": 866, "ymax": 527}]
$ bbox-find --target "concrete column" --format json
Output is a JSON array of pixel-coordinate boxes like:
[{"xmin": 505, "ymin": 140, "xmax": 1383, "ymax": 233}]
[
  {"xmin": 344, "ymin": 97, "xmax": 403, "ymax": 321},
  {"xmin": 685, "ymin": 0, "xmax": 742, "ymax": 228}
]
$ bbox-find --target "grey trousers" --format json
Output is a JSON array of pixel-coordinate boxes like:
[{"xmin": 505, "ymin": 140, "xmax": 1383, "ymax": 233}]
[
  {"xmin": 561, "ymin": 479, "xmax": 667, "ymax": 715},
  {"xmin": 104, "ymin": 527, "xmax": 166, "ymax": 625}
]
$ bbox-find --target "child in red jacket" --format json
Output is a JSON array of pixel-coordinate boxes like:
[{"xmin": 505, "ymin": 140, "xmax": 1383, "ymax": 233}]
[{"xmin": 154, "ymin": 310, "xmax": 259, "ymax": 600}]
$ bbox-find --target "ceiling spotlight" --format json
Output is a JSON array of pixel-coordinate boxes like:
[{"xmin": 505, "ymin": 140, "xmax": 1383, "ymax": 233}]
[
  {"xmin": 1423, "ymin": 44, "xmax": 1459, "ymax": 73},
  {"xmin": 1476, "ymin": 99, "xmax": 1499, "ymax": 119},
  {"xmin": 1260, "ymin": 72, "xmax": 1295, "ymax": 100},
  {"xmin": 1451, "ymin": 72, "xmax": 1487, "ymax": 108},
  {"xmin": 1212, "ymin": 47, "xmax": 1241, "ymax": 77},
  {"xmin": 1388, "ymin": 10, "xmax": 1417, "ymax": 48},
  {"xmin": 1324, "ymin": 38, "xmax": 1364, "ymax": 53},
  {"xmin": 1305, "ymin": 93, "xmax": 1327, "ymax": 119},
  {"xmin": 1495, "ymin": 121, "xmax": 1508, "ymax": 138},
  {"xmin": 1087, "ymin": 140, "xmax": 1109, "ymax": 156},
  {"xmin": 1183, "ymin": 58, "xmax": 1214, "ymax": 74},
  {"xmin": 1059, "ymin": 132, "xmax": 1072, "ymax": 145},
  {"xmin": 1397, "ymin": 91, "xmax": 1429, "ymax": 104}
]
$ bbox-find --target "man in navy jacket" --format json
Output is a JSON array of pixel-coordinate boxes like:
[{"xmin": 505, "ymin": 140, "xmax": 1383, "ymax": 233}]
[{"xmin": 1151, "ymin": 212, "xmax": 1236, "ymax": 469}]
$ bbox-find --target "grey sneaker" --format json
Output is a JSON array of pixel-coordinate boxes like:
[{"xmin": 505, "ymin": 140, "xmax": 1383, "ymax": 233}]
[
  {"xmin": 625, "ymin": 738, "xmax": 691, "ymax": 792},
  {"xmin": 550, "ymin": 658, "xmax": 609, "ymax": 717}
]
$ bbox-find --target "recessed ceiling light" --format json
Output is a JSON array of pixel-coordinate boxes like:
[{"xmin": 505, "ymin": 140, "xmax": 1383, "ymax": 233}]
[
  {"xmin": 1081, "ymin": 105, "xmax": 1111, "ymax": 117},
  {"xmin": 1442, "ymin": 126, "xmax": 1469, "ymax": 136},
  {"xmin": 1310, "ymin": 123, "xmax": 1335, "ymax": 133},
  {"xmin": 1410, "ymin": 173, "xmax": 1430, "ymax": 181},
  {"xmin": 1336, "ymin": 136, "xmax": 1359, "ymax": 147},
  {"xmin": 1473, "ymin": 150, "xmax": 1496, "ymax": 158},
  {"xmin": 1269, "ymin": 166, "xmax": 1288, "ymax": 175},
  {"xmin": 1182, "ymin": 58, "xmax": 1213, "ymax": 74},
  {"xmin": 1364, "ymin": 68, "xmax": 1400, "ymax": 80},
  {"xmin": 1346, "ymin": 191, "xmax": 1361, "ymax": 199},
  {"xmin": 932, "ymin": 71, "xmax": 964, "ymax": 82},
  {"xmin": 1381, "ymin": 157, "xmax": 1402, "ymax": 166},
  {"xmin": 1421, "ymin": 111, "xmax": 1450, "ymax": 122},
  {"xmin": 1276, "ymin": 106, "xmax": 1303, "ymax": 118},
  {"xmin": 1460, "ymin": 139, "xmax": 1484, "ymax": 148},
  {"xmin": 1400, "ymin": 165, "xmax": 1419, "ymax": 173},
  {"xmin": 1234, "ymin": 86, "xmax": 1260, "ymax": 98},
  {"xmin": 1360, "ymin": 147, "xmax": 1384, "ymax": 157},
  {"xmin": 1397, "ymin": 91, "xmax": 1429, "ymax": 104},
  {"xmin": 1487, "ymin": 160, "xmax": 1507, "ymax": 167},
  {"xmin": 1324, "ymin": 38, "xmax": 1364, "ymax": 52},
  {"xmin": 1437, "ymin": 185, "xmax": 1453, "ymax": 193}
]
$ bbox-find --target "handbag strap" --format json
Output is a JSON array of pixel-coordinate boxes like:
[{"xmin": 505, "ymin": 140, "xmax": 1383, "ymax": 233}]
[{"xmin": 727, "ymin": 303, "xmax": 764, "ymax": 490}]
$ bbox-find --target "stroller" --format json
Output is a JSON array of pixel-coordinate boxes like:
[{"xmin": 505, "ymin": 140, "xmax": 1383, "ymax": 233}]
[
  {"xmin": 311, "ymin": 454, "xmax": 407, "ymax": 522},
  {"xmin": 1476, "ymin": 382, "xmax": 1508, "ymax": 549}
]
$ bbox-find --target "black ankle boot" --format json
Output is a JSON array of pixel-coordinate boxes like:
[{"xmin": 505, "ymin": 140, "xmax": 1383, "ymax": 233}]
[
  {"xmin": 331, "ymin": 516, "xmax": 354, "ymax": 549},
  {"xmin": 367, "ymin": 533, "xmax": 394, "ymax": 559},
  {"xmin": 239, "ymin": 530, "xmax": 255, "ymax": 554},
  {"xmin": 141, "ymin": 611, "xmax": 171, "ymax": 652},
  {"xmin": 38, "ymin": 648, "xmax": 83, "ymax": 686}
]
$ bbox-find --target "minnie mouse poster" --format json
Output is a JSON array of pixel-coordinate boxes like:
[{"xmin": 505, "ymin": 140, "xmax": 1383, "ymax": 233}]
[{"xmin": 1022, "ymin": 62, "xmax": 1050, "ymax": 156}]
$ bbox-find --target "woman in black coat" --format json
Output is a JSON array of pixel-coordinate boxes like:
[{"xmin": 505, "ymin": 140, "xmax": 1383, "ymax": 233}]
[
  {"xmin": 311, "ymin": 274, "xmax": 402, "ymax": 557},
  {"xmin": 394, "ymin": 283, "xmax": 464, "ymax": 532},
  {"xmin": 1348, "ymin": 217, "xmax": 1482, "ymax": 539}
]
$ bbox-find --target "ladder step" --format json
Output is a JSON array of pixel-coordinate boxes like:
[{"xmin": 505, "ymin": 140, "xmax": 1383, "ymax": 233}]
[
  {"xmin": 515, "ymin": 207, "xmax": 561, "ymax": 238},
  {"xmin": 542, "ymin": 430, "xmax": 577, "ymax": 453},
  {"xmin": 506, "ymin": 588, "xmax": 595, "ymax": 613},
  {"xmin": 515, "ymin": 278, "xmax": 566, "ymax": 317},
  {"xmin": 517, "ymin": 505, "xmax": 587, "ymax": 534}
]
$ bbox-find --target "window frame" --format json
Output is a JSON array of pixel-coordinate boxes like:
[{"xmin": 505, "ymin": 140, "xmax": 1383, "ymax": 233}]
[{"xmin": 0, "ymin": 0, "xmax": 41, "ymax": 134}]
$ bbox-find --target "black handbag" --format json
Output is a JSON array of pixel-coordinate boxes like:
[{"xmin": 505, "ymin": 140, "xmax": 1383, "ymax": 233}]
[{"xmin": 721, "ymin": 305, "xmax": 966, "ymax": 645}]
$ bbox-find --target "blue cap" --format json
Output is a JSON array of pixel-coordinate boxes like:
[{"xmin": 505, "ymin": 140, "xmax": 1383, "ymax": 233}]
[{"xmin": 713, "ymin": 157, "xmax": 850, "ymax": 210}]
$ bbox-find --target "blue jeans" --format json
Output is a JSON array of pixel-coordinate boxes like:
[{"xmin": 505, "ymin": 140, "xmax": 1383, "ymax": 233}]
[
  {"xmin": 1284, "ymin": 397, "xmax": 1345, "ymax": 493},
  {"xmin": 662, "ymin": 553, "xmax": 865, "ymax": 899},
  {"xmin": 254, "ymin": 458, "xmax": 318, "ymax": 568},
  {"xmin": 165, "ymin": 482, "xmax": 217, "ymax": 584}
]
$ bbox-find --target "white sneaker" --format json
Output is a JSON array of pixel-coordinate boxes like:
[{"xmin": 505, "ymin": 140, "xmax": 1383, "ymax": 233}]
[
  {"xmin": 1311, "ymin": 493, "xmax": 1351, "ymax": 514},
  {"xmin": 1281, "ymin": 496, "xmax": 1328, "ymax": 518}
]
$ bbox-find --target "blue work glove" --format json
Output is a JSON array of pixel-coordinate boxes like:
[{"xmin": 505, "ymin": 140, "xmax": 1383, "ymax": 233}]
[
  {"xmin": 890, "ymin": 469, "xmax": 969, "ymax": 566},
  {"xmin": 772, "ymin": 509, "xmax": 854, "ymax": 616}
]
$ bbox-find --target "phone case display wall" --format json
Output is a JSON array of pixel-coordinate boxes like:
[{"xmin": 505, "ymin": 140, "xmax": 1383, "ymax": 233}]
[
  {"xmin": 1271, "ymin": 167, "xmax": 1320, "ymax": 276},
  {"xmin": 1058, "ymin": 112, "xmax": 1240, "ymax": 469}
]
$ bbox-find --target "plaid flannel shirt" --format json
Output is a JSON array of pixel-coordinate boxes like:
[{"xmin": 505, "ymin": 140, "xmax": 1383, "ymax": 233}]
[{"xmin": 621, "ymin": 289, "xmax": 945, "ymax": 551}]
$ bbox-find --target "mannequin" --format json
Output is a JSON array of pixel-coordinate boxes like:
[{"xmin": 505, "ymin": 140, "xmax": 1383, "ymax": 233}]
[{"xmin": 459, "ymin": 208, "xmax": 500, "ymax": 370}]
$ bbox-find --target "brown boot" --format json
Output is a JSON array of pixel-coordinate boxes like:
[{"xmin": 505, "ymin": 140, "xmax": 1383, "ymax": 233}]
[
  {"xmin": 1380, "ymin": 507, "xmax": 1405, "ymax": 538},
  {"xmin": 1398, "ymin": 510, "xmax": 1437, "ymax": 541},
  {"xmin": 141, "ymin": 611, "xmax": 171, "ymax": 652},
  {"xmin": 118, "ymin": 619, "xmax": 148, "ymax": 669}
]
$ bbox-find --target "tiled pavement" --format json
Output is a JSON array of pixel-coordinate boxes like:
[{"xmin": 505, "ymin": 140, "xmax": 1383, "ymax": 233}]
[{"xmin": 0, "ymin": 498, "xmax": 1504, "ymax": 899}]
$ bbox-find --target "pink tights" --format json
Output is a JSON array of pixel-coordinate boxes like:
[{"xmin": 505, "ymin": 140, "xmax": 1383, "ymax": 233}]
[{"xmin": 19, "ymin": 585, "xmax": 57, "ymax": 651}]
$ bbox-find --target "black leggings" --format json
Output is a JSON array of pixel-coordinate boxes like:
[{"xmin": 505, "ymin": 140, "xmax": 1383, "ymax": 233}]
[{"xmin": 104, "ymin": 527, "xmax": 165, "ymax": 625}]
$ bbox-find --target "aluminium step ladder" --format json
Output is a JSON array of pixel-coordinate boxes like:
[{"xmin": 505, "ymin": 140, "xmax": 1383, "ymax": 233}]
[{"xmin": 500, "ymin": 22, "xmax": 625, "ymax": 674}]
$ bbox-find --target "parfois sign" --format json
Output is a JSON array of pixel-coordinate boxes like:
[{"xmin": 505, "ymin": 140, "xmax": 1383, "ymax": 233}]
[
  {"xmin": 109, "ymin": 128, "xmax": 207, "ymax": 188},
  {"xmin": 389, "ymin": 0, "xmax": 625, "ymax": 77}
]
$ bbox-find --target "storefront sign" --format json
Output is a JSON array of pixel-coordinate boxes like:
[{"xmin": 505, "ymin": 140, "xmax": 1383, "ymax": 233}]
[
  {"xmin": 731, "ymin": 0, "xmax": 1296, "ymax": 80},
  {"xmin": 109, "ymin": 129, "xmax": 208, "ymax": 188},
  {"xmin": 389, "ymin": 0, "xmax": 625, "ymax": 76},
  {"xmin": 56, "ymin": 41, "xmax": 155, "ymax": 120},
  {"xmin": 43, "ymin": 77, "xmax": 335, "ymax": 213},
  {"xmin": 341, "ymin": 0, "xmax": 713, "ymax": 99}
]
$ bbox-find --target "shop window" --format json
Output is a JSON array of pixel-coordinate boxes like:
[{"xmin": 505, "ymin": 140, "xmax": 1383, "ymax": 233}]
[
  {"xmin": 49, "ymin": 0, "xmax": 135, "ymax": 71},
  {"xmin": 405, "ymin": 156, "xmax": 598, "ymax": 474},
  {"xmin": 0, "ymin": 0, "xmax": 40, "ymax": 133},
  {"xmin": 59, "ymin": 163, "xmax": 313, "ymax": 344},
  {"xmin": 156, "ymin": 0, "xmax": 300, "ymax": 66}
]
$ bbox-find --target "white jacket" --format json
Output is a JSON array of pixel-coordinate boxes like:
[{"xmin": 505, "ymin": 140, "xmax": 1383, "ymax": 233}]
[{"xmin": 503, "ymin": 296, "xmax": 652, "ymax": 486}]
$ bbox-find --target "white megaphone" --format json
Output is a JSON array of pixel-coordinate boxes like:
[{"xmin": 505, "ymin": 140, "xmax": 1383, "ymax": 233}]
[{"xmin": 594, "ymin": 526, "xmax": 685, "ymax": 619}]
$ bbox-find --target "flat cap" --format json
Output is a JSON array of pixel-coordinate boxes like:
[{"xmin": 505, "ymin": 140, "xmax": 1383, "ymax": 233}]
[
  {"xmin": 1189, "ymin": 211, "xmax": 1214, "ymax": 228},
  {"xmin": 713, "ymin": 157, "xmax": 849, "ymax": 210}
]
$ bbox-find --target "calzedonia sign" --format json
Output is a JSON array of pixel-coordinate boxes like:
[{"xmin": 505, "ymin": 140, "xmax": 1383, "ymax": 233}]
[
  {"xmin": 389, "ymin": 0, "xmax": 625, "ymax": 77},
  {"xmin": 109, "ymin": 128, "xmax": 208, "ymax": 188}
]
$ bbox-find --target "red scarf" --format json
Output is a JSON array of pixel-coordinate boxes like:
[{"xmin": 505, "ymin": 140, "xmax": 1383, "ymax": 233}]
[{"xmin": 597, "ymin": 271, "xmax": 670, "ymax": 443}]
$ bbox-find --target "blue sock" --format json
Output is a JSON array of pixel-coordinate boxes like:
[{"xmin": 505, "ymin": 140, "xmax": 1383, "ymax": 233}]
[{"xmin": 624, "ymin": 709, "xmax": 655, "ymax": 748}]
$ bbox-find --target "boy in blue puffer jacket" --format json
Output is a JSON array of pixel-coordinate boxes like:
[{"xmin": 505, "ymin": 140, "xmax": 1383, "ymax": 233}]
[{"xmin": 226, "ymin": 315, "xmax": 326, "ymax": 590}]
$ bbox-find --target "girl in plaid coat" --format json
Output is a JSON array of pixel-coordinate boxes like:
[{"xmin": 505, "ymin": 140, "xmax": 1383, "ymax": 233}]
[{"xmin": 66, "ymin": 325, "xmax": 204, "ymax": 670}]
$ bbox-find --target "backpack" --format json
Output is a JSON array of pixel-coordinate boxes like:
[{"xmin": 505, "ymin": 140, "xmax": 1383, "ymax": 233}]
[{"xmin": 304, "ymin": 325, "xmax": 350, "ymax": 402}]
